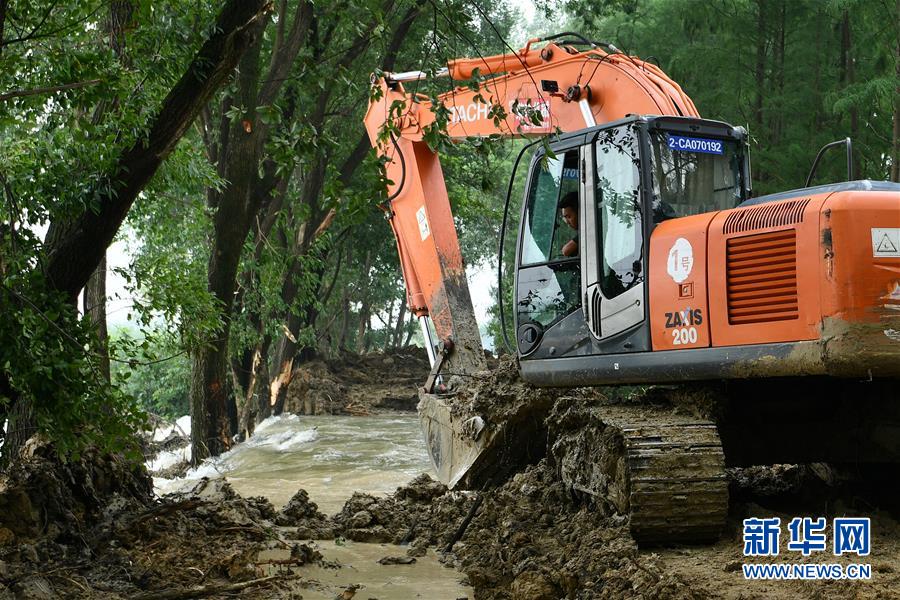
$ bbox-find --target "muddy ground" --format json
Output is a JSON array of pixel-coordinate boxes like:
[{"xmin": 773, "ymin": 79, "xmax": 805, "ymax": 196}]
[{"xmin": 4, "ymin": 355, "xmax": 900, "ymax": 599}]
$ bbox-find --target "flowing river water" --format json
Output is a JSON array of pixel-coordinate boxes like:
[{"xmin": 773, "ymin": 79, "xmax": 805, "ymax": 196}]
[{"xmin": 150, "ymin": 414, "xmax": 472, "ymax": 599}]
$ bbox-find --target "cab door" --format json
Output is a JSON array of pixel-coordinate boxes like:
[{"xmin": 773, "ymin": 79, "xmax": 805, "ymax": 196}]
[
  {"xmin": 514, "ymin": 146, "xmax": 584, "ymax": 357},
  {"xmin": 581, "ymin": 123, "xmax": 647, "ymax": 347}
]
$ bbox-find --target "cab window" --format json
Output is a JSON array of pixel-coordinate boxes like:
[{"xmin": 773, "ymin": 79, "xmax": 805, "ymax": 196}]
[
  {"xmin": 517, "ymin": 150, "xmax": 581, "ymax": 330},
  {"xmin": 595, "ymin": 125, "xmax": 643, "ymax": 299},
  {"xmin": 521, "ymin": 152, "xmax": 580, "ymax": 265}
]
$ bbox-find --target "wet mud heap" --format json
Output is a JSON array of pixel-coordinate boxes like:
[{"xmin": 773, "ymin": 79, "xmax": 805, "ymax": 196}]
[
  {"xmin": 284, "ymin": 347, "xmax": 430, "ymax": 415},
  {"xmin": 331, "ymin": 474, "xmax": 473, "ymax": 554},
  {"xmin": 0, "ymin": 440, "xmax": 321, "ymax": 598}
]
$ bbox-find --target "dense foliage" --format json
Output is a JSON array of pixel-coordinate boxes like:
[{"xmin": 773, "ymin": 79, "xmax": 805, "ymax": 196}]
[
  {"xmin": 0, "ymin": 0, "xmax": 895, "ymax": 460},
  {"xmin": 0, "ymin": 0, "xmax": 270, "ymax": 462},
  {"xmin": 565, "ymin": 0, "xmax": 899, "ymax": 192}
]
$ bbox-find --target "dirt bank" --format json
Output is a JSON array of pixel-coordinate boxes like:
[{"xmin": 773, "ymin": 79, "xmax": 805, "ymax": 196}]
[
  {"xmin": 8, "ymin": 355, "xmax": 900, "ymax": 599},
  {"xmin": 321, "ymin": 464, "xmax": 900, "ymax": 599},
  {"xmin": 284, "ymin": 347, "xmax": 431, "ymax": 415}
]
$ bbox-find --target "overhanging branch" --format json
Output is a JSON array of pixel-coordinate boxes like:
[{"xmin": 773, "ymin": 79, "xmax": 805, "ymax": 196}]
[{"xmin": 42, "ymin": 0, "xmax": 273, "ymax": 300}]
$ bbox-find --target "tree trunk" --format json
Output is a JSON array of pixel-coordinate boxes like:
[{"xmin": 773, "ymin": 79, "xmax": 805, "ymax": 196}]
[
  {"xmin": 753, "ymin": 0, "xmax": 768, "ymax": 185},
  {"xmin": 892, "ymin": 4, "xmax": 899, "ymax": 183},
  {"xmin": 0, "ymin": 0, "xmax": 8, "ymax": 56},
  {"xmin": 236, "ymin": 338, "xmax": 268, "ymax": 440},
  {"xmin": 2, "ymin": 394, "xmax": 34, "ymax": 466},
  {"xmin": 191, "ymin": 3, "xmax": 313, "ymax": 462},
  {"xmin": 771, "ymin": 0, "xmax": 785, "ymax": 145},
  {"xmin": 403, "ymin": 312, "xmax": 415, "ymax": 347},
  {"xmin": 256, "ymin": 350, "xmax": 274, "ymax": 422},
  {"xmin": 231, "ymin": 174, "xmax": 289, "ymax": 437},
  {"xmin": 356, "ymin": 250, "xmax": 372, "ymax": 353},
  {"xmin": 79, "ymin": 0, "xmax": 131, "ymax": 384},
  {"xmin": 338, "ymin": 286, "xmax": 351, "ymax": 352},
  {"xmin": 42, "ymin": 0, "xmax": 271, "ymax": 303},
  {"xmin": 840, "ymin": 10, "xmax": 860, "ymax": 178},
  {"xmin": 382, "ymin": 298, "xmax": 395, "ymax": 351},
  {"xmin": 753, "ymin": 0, "xmax": 767, "ymax": 126},
  {"xmin": 83, "ymin": 254, "xmax": 110, "ymax": 381},
  {"xmin": 190, "ymin": 345, "xmax": 230, "ymax": 462},
  {"xmin": 269, "ymin": 242, "xmax": 332, "ymax": 416},
  {"xmin": 392, "ymin": 297, "xmax": 407, "ymax": 349}
]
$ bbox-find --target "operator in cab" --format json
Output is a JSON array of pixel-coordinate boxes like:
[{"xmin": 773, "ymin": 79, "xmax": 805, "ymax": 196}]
[{"xmin": 559, "ymin": 191, "xmax": 579, "ymax": 257}]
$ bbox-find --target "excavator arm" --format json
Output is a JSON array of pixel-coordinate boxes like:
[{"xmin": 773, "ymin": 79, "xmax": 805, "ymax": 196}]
[{"xmin": 363, "ymin": 36, "xmax": 699, "ymax": 382}]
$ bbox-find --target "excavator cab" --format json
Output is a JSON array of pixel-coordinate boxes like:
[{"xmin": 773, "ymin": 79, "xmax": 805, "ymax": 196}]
[{"xmin": 515, "ymin": 116, "xmax": 750, "ymax": 365}]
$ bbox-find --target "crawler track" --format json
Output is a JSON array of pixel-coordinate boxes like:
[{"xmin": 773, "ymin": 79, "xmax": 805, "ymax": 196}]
[{"xmin": 551, "ymin": 403, "xmax": 728, "ymax": 545}]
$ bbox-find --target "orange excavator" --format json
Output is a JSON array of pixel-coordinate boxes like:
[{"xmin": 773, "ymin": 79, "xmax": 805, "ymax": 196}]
[{"xmin": 364, "ymin": 34, "xmax": 900, "ymax": 544}]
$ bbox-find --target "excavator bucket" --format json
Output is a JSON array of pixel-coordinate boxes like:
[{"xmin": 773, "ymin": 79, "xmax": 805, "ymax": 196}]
[
  {"xmin": 417, "ymin": 358, "xmax": 556, "ymax": 490},
  {"xmin": 418, "ymin": 392, "xmax": 490, "ymax": 489}
]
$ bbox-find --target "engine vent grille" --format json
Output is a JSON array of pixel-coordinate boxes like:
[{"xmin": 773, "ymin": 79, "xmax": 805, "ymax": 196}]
[
  {"xmin": 726, "ymin": 230, "xmax": 798, "ymax": 325},
  {"xmin": 590, "ymin": 287, "xmax": 602, "ymax": 338},
  {"xmin": 722, "ymin": 198, "xmax": 810, "ymax": 234}
]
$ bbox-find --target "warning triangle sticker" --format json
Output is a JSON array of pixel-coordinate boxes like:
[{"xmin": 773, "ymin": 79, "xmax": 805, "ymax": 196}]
[{"xmin": 876, "ymin": 233, "xmax": 898, "ymax": 253}]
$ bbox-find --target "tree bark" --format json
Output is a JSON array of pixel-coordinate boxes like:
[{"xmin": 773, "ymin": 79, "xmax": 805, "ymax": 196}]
[
  {"xmin": 356, "ymin": 250, "xmax": 373, "ymax": 353},
  {"xmin": 392, "ymin": 296, "xmax": 407, "ymax": 349},
  {"xmin": 382, "ymin": 298, "xmax": 395, "ymax": 351},
  {"xmin": 0, "ymin": 0, "xmax": 7, "ymax": 54},
  {"xmin": 771, "ymin": 0, "xmax": 785, "ymax": 145},
  {"xmin": 192, "ymin": 34, "xmax": 267, "ymax": 464},
  {"xmin": 83, "ymin": 254, "xmax": 110, "ymax": 381},
  {"xmin": 892, "ymin": 2, "xmax": 899, "ymax": 183},
  {"xmin": 753, "ymin": 0, "xmax": 767, "ymax": 184},
  {"xmin": 80, "ymin": 0, "xmax": 134, "ymax": 384},
  {"xmin": 403, "ymin": 312, "xmax": 415, "ymax": 347},
  {"xmin": 840, "ymin": 10, "xmax": 860, "ymax": 178},
  {"xmin": 233, "ymin": 180, "xmax": 288, "ymax": 437}
]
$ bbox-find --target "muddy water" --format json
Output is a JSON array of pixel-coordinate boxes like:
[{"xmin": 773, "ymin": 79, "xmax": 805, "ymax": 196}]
[
  {"xmin": 261, "ymin": 541, "xmax": 472, "ymax": 599},
  {"xmin": 153, "ymin": 414, "xmax": 472, "ymax": 599},
  {"xmin": 154, "ymin": 413, "xmax": 434, "ymax": 514}
]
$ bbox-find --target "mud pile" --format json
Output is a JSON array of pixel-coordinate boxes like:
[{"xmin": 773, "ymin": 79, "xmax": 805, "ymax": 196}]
[
  {"xmin": 0, "ymin": 438, "xmax": 152, "ymax": 544},
  {"xmin": 0, "ymin": 440, "xmax": 321, "ymax": 598},
  {"xmin": 325, "ymin": 463, "xmax": 699, "ymax": 599},
  {"xmin": 454, "ymin": 461, "xmax": 700, "ymax": 600},
  {"xmin": 284, "ymin": 346, "xmax": 430, "ymax": 415},
  {"xmin": 276, "ymin": 488, "xmax": 335, "ymax": 539},
  {"xmin": 331, "ymin": 474, "xmax": 474, "ymax": 554}
]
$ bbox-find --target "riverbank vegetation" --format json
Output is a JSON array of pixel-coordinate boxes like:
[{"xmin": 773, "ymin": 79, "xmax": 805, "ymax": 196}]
[{"xmin": 1, "ymin": 0, "xmax": 897, "ymax": 471}]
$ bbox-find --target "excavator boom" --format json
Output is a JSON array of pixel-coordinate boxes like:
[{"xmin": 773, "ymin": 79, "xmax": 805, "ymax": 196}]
[{"xmin": 363, "ymin": 39, "xmax": 698, "ymax": 380}]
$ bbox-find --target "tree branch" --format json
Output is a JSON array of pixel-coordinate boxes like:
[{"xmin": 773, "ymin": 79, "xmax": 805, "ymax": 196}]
[
  {"xmin": 0, "ymin": 79, "xmax": 101, "ymax": 102},
  {"xmin": 336, "ymin": 1, "xmax": 423, "ymax": 187},
  {"xmin": 258, "ymin": 0, "xmax": 313, "ymax": 106},
  {"xmin": 42, "ymin": 0, "xmax": 273, "ymax": 300},
  {"xmin": 0, "ymin": 0, "xmax": 9, "ymax": 54}
]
